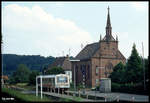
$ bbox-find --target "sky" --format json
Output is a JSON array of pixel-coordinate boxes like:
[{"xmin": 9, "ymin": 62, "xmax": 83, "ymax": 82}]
[{"xmin": 2, "ymin": 1, "xmax": 149, "ymax": 59}]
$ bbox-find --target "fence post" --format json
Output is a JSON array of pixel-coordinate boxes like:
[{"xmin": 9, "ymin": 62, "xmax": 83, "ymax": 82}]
[
  {"xmin": 36, "ymin": 77, "xmax": 38, "ymax": 96},
  {"xmin": 62, "ymin": 89, "xmax": 63, "ymax": 94},
  {"xmin": 67, "ymin": 91, "xmax": 69, "ymax": 96},
  {"xmin": 86, "ymin": 94, "xmax": 88, "ymax": 99},
  {"xmin": 116, "ymin": 96, "xmax": 119, "ymax": 102},
  {"xmin": 79, "ymin": 90, "xmax": 80, "ymax": 97},
  {"xmin": 104, "ymin": 94, "xmax": 107, "ymax": 102},
  {"xmin": 132, "ymin": 96, "xmax": 135, "ymax": 102}
]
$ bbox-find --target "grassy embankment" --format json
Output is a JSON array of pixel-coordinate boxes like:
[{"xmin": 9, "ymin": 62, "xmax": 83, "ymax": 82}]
[
  {"xmin": 3, "ymin": 83, "xmax": 88, "ymax": 102},
  {"xmin": 16, "ymin": 83, "xmax": 35, "ymax": 91},
  {"xmin": 2, "ymin": 87, "xmax": 52, "ymax": 102},
  {"xmin": 2, "ymin": 84, "xmax": 77, "ymax": 102}
]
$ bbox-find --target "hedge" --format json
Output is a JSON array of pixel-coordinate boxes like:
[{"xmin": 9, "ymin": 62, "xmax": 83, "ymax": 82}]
[{"xmin": 111, "ymin": 82, "xmax": 148, "ymax": 95}]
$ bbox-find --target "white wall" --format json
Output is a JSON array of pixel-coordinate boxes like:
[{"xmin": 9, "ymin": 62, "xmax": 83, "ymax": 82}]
[{"xmin": 65, "ymin": 71, "xmax": 72, "ymax": 83}]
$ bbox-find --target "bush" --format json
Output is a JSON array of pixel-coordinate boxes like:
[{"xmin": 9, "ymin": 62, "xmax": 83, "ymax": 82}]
[
  {"xmin": 28, "ymin": 70, "xmax": 39, "ymax": 85},
  {"xmin": 111, "ymin": 82, "xmax": 148, "ymax": 95},
  {"xmin": 46, "ymin": 67, "xmax": 65, "ymax": 75}
]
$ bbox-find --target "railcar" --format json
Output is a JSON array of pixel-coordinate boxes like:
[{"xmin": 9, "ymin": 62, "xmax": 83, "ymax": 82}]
[{"xmin": 36, "ymin": 74, "xmax": 70, "ymax": 93}]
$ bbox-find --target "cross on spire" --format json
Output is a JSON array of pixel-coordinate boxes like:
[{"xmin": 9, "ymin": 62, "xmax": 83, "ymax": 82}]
[
  {"xmin": 105, "ymin": 6, "xmax": 112, "ymax": 41},
  {"xmin": 106, "ymin": 6, "xmax": 111, "ymax": 27},
  {"xmin": 107, "ymin": 6, "xmax": 110, "ymax": 13}
]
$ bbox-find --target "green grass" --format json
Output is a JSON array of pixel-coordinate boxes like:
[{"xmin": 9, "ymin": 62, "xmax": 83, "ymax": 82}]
[
  {"xmin": 73, "ymin": 96, "xmax": 83, "ymax": 102},
  {"xmin": 15, "ymin": 83, "xmax": 35, "ymax": 91},
  {"xmin": 2, "ymin": 87, "xmax": 83, "ymax": 102},
  {"xmin": 16, "ymin": 83, "xmax": 28, "ymax": 86},
  {"xmin": 2, "ymin": 87, "xmax": 51, "ymax": 102},
  {"xmin": 59, "ymin": 98, "xmax": 74, "ymax": 102}
]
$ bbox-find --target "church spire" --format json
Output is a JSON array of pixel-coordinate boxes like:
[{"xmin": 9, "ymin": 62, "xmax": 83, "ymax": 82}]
[
  {"xmin": 106, "ymin": 6, "xmax": 111, "ymax": 27},
  {"xmin": 105, "ymin": 6, "xmax": 112, "ymax": 40}
]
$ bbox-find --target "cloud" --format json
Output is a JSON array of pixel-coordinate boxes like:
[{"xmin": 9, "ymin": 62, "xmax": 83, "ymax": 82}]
[
  {"xmin": 112, "ymin": 31, "xmax": 148, "ymax": 59},
  {"xmin": 55, "ymin": 2, "xmax": 65, "ymax": 7},
  {"xmin": 2, "ymin": 4, "xmax": 93, "ymax": 57},
  {"xmin": 129, "ymin": 2, "xmax": 148, "ymax": 11}
]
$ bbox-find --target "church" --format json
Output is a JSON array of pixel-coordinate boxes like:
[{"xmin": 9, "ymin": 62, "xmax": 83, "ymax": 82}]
[{"xmin": 71, "ymin": 7, "xmax": 126, "ymax": 88}]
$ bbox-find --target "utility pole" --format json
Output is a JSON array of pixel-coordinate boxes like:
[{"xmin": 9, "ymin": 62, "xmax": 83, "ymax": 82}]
[
  {"xmin": 142, "ymin": 42, "xmax": 146, "ymax": 90},
  {"xmin": 70, "ymin": 60, "xmax": 80, "ymax": 94},
  {"xmin": 2, "ymin": 38, "xmax": 4, "ymax": 88},
  {"xmin": 81, "ymin": 43, "xmax": 83, "ymax": 49},
  {"xmin": 74, "ymin": 64, "xmax": 76, "ymax": 92},
  {"xmin": 69, "ymin": 48, "xmax": 71, "ymax": 57},
  {"xmin": 62, "ymin": 51, "xmax": 64, "ymax": 57},
  {"xmin": 82, "ymin": 65, "xmax": 85, "ymax": 94}
]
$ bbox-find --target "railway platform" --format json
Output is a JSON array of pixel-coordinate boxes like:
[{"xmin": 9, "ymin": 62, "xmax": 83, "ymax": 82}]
[{"xmin": 42, "ymin": 92, "xmax": 94, "ymax": 102}]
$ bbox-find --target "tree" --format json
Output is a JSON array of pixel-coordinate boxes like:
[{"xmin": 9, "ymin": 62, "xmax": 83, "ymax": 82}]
[
  {"xmin": 10, "ymin": 64, "xmax": 31, "ymax": 83},
  {"xmin": 126, "ymin": 43, "xmax": 143, "ymax": 83},
  {"xmin": 3, "ymin": 54, "xmax": 55, "ymax": 76},
  {"xmin": 109, "ymin": 62, "xmax": 126, "ymax": 84},
  {"xmin": 28, "ymin": 70, "xmax": 40, "ymax": 85},
  {"xmin": 144, "ymin": 58, "xmax": 149, "ymax": 81},
  {"xmin": 46, "ymin": 67, "xmax": 65, "ymax": 75},
  {"xmin": 143, "ymin": 57, "xmax": 149, "ymax": 89}
]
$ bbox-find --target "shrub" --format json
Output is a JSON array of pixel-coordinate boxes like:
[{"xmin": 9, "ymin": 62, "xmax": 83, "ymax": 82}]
[{"xmin": 111, "ymin": 82, "xmax": 148, "ymax": 95}]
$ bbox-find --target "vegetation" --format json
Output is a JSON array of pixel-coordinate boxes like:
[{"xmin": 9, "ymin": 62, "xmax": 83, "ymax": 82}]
[
  {"xmin": 9, "ymin": 64, "xmax": 31, "ymax": 84},
  {"xmin": 109, "ymin": 62, "xmax": 126, "ymax": 84},
  {"xmin": 59, "ymin": 98, "xmax": 75, "ymax": 102},
  {"xmin": 2, "ymin": 54, "xmax": 55, "ymax": 76},
  {"xmin": 29, "ymin": 70, "xmax": 40, "ymax": 85},
  {"xmin": 2, "ymin": 87, "xmax": 51, "ymax": 102},
  {"xmin": 109, "ymin": 43, "xmax": 149, "ymax": 94},
  {"xmin": 126, "ymin": 43, "xmax": 143, "ymax": 83},
  {"xmin": 8, "ymin": 64, "xmax": 40, "ymax": 86},
  {"xmin": 69, "ymin": 82, "xmax": 86, "ymax": 91},
  {"xmin": 73, "ymin": 96, "xmax": 83, "ymax": 102},
  {"xmin": 45, "ymin": 67, "xmax": 65, "ymax": 75},
  {"xmin": 15, "ymin": 83, "xmax": 35, "ymax": 91},
  {"xmin": 111, "ymin": 82, "xmax": 148, "ymax": 94}
]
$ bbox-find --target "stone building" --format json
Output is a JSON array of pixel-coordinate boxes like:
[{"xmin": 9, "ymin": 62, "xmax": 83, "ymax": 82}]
[{"xmin": 71, "ymin": 7, "xmax": 126, "ymax": 88}]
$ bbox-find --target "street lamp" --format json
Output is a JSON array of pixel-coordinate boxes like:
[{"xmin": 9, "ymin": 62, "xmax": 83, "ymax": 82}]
[
  {"xmin": 142, "ymin": 42, "xmax": 146, "ymax": 90},
  {"xmin": 69, "ymin": 59, "xmax": 80, "ymax": 93}
]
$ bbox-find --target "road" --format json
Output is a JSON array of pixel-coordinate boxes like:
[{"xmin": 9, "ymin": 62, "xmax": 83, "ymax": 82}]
[{"xmin": 42, "ymin": 92, "xmax": 94, "ymax": 102}]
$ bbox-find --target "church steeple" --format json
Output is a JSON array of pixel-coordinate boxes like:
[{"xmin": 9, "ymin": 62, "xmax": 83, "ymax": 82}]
[
  {"xmin": 102, "ymin": 6, "xmax": 115, "ymax": 42},
  {"xmin": 105, "ymin": 6, "xmax": 112, "ymax": 40},
  {"xmin": 106, "ymin": 6, "xmax": 111, "ymax": 28}
]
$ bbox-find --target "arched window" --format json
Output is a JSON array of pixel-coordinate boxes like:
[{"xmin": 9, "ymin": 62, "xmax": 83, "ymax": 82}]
[
  {"xmin": 105, "ymin": 62, "xmax": 113, "ymax": 77},
  {"xmin": 95, "ymin": 66, "xmax": 99, "ymax": 75},
  {"xmin": 107, "ymin": 63, "xmax": 113, "ymax": 70}
]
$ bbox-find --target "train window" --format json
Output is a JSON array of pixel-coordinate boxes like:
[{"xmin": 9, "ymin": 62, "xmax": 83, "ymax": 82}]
[{"xmin": 57, "ymin": 76, "xmax": 68, "ymax": 83}]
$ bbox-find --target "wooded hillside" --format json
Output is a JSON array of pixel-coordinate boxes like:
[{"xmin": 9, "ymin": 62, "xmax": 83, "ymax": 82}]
[{"xmin": 2, "ymin": 54, "xmax": 55, "ymax": 76}]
